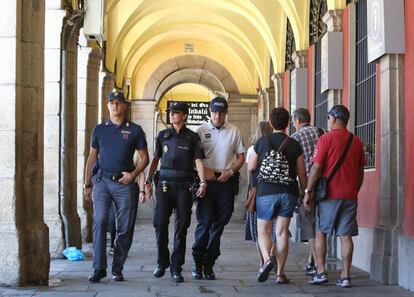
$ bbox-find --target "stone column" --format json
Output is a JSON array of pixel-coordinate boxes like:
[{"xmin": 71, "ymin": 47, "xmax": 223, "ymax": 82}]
[
  {"xmin": 370, "ymin": 54, "xmax": 404, "ymax": 285},
  {"xmin": 257, "ymin": 90, "xmax": 266, "ymax": 121},
  {"xmin": 44, "ymin": 4, "xmax": 66, "ymax": 257},
  {"xmin": 291, "ymin": 50, "xmax": 308, "ymax": 110},
  {"xmin": 0, "ymin": 0, "xmax": 49, "ymax": 285},
  {"xmin": 271, "ymin": 73, "xmax": 284, "ymax": 107},
  {"xmin": 98, "ymin": 66, "xmax": 106, "ymax": 123},
  {"xmin": 227, "ymin": 102, "xmax": 257, "ymax": 220},
  {"xmin": 322, "ymin": 10, "xmax": 344, "ymax": 108},
  {"xmin": 266, "ymin": 87, "xmax": 276, "ymax": 113},
  {"xmin": 60, "ymin": 19, "xmax": 82, "ymax": 249},
  {"xmin": 77, "ymin": 33, "xmax": 100, "ymax": 243},
  {"xmin": 130, "ymin": 100, "xmax": 157, "ymax": 219},
  {"xmin": 100, "ymin": 72, "xmax": 115, "ymax": 122}
]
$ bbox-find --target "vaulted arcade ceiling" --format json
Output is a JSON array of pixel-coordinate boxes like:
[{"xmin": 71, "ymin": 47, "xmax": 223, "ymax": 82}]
[{"xmin": 103, "ymin": 0, "xmax": 347, "ymax": 99}]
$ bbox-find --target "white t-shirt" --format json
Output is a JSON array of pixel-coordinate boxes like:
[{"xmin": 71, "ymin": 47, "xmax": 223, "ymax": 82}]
[
  {"xmin": 246, "ymin": 145, "xmax": 254, "ymax": 164},
  {"xmin": 197, "ymin": 121, "xmax": 245, "ymax": 170}
]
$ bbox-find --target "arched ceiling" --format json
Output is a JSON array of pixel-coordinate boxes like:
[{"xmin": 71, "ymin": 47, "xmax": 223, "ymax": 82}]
[{"xmin": 103, "ymin": 0, "xmax": 347, "ymax": 99}]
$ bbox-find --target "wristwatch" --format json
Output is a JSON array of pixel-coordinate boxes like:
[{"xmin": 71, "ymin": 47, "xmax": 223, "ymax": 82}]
[
  {"xmin": 83, "ymin": 184, "xmax": 91, "ymax": 189},
  {"xmin": 304, "ymin": 188, "xmax": 312, "ymax": 194},
  {"xmin": 200, "ymin": 181, "xmax": 207, "ymax": 188}
]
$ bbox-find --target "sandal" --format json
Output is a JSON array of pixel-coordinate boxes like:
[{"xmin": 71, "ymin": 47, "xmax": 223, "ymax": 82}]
[
  {"xmin": 257, "ymin": 259, "xmax": 274, "ymax": 282},
  {"xmin": 275, "ymin": 274, "xmax": 290, "ymax": 284}
]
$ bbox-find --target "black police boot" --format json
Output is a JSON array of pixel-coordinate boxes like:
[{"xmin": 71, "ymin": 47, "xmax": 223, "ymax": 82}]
[
  {"xmin": 112, "ymin": 270, "xmax": 124, "ymax": 282},
  {"xmin": 171, "ymin": 270, "xmax": 184, "ymax": 283},
  {"xmin": 204, "ymin": 265, "xmax": 216, "ymax": 280},
  {"xmin": 88, "ymin": 269, "xmax": 107, "ymax": 282},
  {"xmin": 192, "ymin": 262, "xmax": 203, "ymax": 280},
  {"xmin": 153, "ymin": 266, "xmax": 166, "ymax": 278}
]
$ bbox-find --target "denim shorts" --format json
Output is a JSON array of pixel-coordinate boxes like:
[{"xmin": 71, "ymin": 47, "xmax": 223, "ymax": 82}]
[
  {"xmin": 256, "ymin": 193, "xmax": 298, "ymax": 220},
  {"xmin": 316, "ymin": 198, "xmax": 358, "ymax": 236}
]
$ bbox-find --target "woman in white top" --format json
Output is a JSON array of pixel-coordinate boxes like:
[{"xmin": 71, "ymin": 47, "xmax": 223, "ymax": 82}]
[{"xmin": 244, "ymin": 121, "xmax": 276, "ymax": 268}]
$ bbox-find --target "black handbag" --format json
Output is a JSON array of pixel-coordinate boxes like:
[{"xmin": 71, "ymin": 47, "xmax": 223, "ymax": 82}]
[{"xmin": 314, "ymin": 133, "xmax": 354, "ymax": 202}]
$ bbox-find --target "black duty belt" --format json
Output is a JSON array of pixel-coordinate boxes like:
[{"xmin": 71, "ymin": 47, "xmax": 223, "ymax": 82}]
[
  {"xmin": 99, "ymin": 169, "xmax": 128, "ymax": 181},
  {"xmin": 159, "ymin": 169, "xmax": 194, "ymax": 179}
]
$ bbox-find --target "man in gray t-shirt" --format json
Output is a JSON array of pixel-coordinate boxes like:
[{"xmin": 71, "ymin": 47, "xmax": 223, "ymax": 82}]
[{"xmin": 191, "ymin": 96, "xmax": 245, "ymax": 280}]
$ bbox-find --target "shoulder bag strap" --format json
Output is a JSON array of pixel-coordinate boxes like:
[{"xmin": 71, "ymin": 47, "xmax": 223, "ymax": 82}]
[
  {"xmin": 278, "ymin": 136, "xmax": 290, "ymax": 152},
  {"xmin": 327, "ymin": 133, "xmax": 354, "ymax": 183}
]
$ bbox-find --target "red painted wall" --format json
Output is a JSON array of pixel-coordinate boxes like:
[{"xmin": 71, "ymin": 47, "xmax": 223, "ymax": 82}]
[
  {"xmin": 283, "ymin": 70, "xmax": 290, "ymax": 109},
  {"xmin": 357, "ymin": 64, "xmax": 381, "ymax": 228},
  {"xmin": 308, "ymin": 46, "xmax": 314, "ymax": 111},
  {"xmin": 403, "ymin": 0, "xmax": 414, "ymax": 238}
]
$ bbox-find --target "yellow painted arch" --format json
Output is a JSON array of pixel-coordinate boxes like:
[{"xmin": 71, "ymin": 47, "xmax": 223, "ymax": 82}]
[{"xmin": 117, "ymin": 21, "xmax": 264, "ymax": 90}]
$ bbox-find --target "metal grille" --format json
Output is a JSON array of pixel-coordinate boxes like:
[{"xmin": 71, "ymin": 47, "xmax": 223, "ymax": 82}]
[
  {"xmin": 314, "ymin": 41, "xmax": 328, "ymax": 130},
  {"xmin": 309, "ymin": 0, "xmax": 328, "ymax": 45},
  {"xmin": 356, "ymin": 0, "xmax": 376, "ymax": 168},
  {"xmin": 285, "ymin": 20, "xmax": 296, "ymax": 71}
]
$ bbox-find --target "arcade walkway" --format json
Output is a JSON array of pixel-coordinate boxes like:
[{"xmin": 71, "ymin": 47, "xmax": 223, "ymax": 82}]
[{"xmin": 2, "ymin": 220, "xmax": 413, "ymax": 297}]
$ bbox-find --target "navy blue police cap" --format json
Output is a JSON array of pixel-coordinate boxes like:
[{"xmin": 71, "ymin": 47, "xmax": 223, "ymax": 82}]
[
  {"xmin": 107, "ymin": 90, "xmax": 126, "ymax": 103},
  {"xmin": 210, "ymin": 96, "xmax": 228, "ymax": 112},
  {"xmin": 167, "ymin": 102, "xmax": 189, "ymax": 114}
]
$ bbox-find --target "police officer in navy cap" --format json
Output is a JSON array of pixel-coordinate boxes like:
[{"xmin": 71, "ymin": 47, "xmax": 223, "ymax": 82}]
[
  {"xmin": 84, "ymin": 90, "xmax": 149, "ymax": 282},
  {"xmin": 145, "ymin": 101, "xmax": 207, "ymax": 283}
]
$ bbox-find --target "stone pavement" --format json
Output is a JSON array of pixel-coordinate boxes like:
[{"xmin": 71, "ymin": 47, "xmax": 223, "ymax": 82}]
[{"xmin": 1, "ymin": 219, "xmax": 413, "ymax": 297}]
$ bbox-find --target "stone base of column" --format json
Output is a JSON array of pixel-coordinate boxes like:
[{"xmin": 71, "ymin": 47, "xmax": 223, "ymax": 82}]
[
  {"xmin": 21, "ymin": 223, "xmax": 50, "ymax": 285},
  {"xmin": 370, "ymin": 226, "xmax": 399, "ymax": 285},
  {"xmin": 0, "ymin": 224, "xmax": 50, "ymax": 286},
  {"xmin": 64, "ymin": 214, "xmax": 82, "ymax": 249},
  {"xmin": 45, "ymin": 214, "xmax": 65, "ymax": 258},
  {"xmin": 78, "ymin": 207, "xmax": 93, "ymax": 243}
]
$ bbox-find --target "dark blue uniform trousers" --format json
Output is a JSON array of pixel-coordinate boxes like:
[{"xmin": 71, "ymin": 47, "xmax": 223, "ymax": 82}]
[
  {"xmin": 153, "ymin": 181, "xmax": 192, "ymax": 272},
  {"xmin": 192, "ymin": 178, "xmax": 235, "ymax": 267},
  {"xmin": 92, "ymin": 176, "xmax": 138, "ymax": 272}
]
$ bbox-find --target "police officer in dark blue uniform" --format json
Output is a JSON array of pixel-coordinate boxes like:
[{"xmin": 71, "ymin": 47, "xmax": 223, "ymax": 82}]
[
  {"xmin": 84, "ymin": 90, "xmax": 149, "ymax": 282},
  {"xmin": 145, "ymin": 102, "xmax": 207, "ymax": 283}
]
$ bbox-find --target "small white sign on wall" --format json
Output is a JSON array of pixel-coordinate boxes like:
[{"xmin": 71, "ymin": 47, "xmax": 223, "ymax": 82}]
[{"xmin": 367, "ymin": 0, "xmax": 405, "ymax": 63}]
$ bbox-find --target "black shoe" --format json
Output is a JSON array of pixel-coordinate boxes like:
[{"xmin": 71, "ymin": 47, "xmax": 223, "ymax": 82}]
[
  {"xmin": 112, "ymin": 270, "xmax": 124, "ymax": 282},
  {"xmin": 204, "ymin": 266, "xmax": 216, "ymax": 280},
  {"xmin": 88, "ymin": 269, "xmax": 107, "ymax": 282},
  {"xmin": 171, "ymin": 271, "xmax": 184, "ymax": 283},
  {"xmin": 153, "ymin": 266, "xmax": 166, "ymax": 278},
  {"xmin": 257, "ymin": 259, "xmax": 274, "ymax": 282},
  {"xmin": 192, "ymin": 263, "xmax": 203, "ymax": 280}
]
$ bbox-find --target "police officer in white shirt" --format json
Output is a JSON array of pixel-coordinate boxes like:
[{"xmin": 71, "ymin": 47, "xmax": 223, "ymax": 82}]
[{"xmin": 191, "ymin": 96, "xmax": 245, "ymax": 280}]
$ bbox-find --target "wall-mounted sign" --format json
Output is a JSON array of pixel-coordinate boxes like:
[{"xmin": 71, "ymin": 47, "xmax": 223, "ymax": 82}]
[
  {"xmin": 167, "ymin": 101, "xmax": 210, "ymax": 125},
  {"xmin": 367, "ymin": 0, "xmax": 405, "ymax": 63}
]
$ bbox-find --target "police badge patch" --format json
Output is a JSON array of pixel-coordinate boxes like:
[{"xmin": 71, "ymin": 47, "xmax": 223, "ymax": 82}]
[{"xmin": 163, "ymin": 144, "xmax": 168, "ymax": 153}]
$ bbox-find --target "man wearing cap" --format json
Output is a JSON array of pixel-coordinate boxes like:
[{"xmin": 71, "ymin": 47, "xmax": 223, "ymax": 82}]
[
  {"xmin": 303, "ymin": 105, "xmax": 365, "ymax": 288},
  {"xmin": 191, "ymin": 96, "xmax": 245, "ymax": 280},
  {"xmin": 145, "ymin": 101, "xmax": 207, "ymax": 283},
  {"xmin": 84, "ymin": 90, "xmax": 149, "ymax": 282}
]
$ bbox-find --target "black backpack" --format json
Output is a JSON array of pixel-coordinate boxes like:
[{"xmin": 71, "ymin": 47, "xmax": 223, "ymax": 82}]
[{"xmin": 258, "ymin": 136, "xmax": 294, "ymax": 186}]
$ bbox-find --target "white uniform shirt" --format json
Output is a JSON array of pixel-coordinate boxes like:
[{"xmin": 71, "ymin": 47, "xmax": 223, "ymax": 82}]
[{"xmin": 197, "ymin": 121, "xmax": 245, "ymax": 170}]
